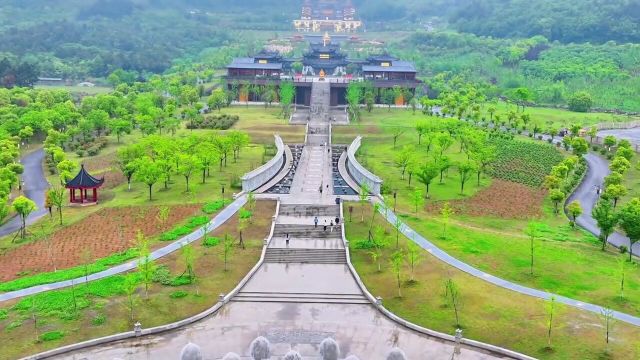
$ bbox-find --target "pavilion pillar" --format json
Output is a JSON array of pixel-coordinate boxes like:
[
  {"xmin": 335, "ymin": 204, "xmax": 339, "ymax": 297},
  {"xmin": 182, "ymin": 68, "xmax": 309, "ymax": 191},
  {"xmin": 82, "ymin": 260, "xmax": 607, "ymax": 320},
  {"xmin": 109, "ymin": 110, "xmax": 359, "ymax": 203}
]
[
  {"xmin": 93, "ymin": 188, "xmax": 97, "ymax": 202},
  {"xmin": 80, "ymin": 188, "xmax": 84, "ymax": 203},
  {"xmin": 69, "ymin": 189, "xmax": 73, "ymax": 203}
]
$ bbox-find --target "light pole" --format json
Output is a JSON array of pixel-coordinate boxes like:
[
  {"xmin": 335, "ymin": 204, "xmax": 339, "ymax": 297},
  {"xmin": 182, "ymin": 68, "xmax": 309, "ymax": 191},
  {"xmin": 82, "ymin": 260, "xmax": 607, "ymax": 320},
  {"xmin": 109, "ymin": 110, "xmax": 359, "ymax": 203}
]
[{"xmin": 221, "ymin": 184, "xmax": 226, "ymax": 205}]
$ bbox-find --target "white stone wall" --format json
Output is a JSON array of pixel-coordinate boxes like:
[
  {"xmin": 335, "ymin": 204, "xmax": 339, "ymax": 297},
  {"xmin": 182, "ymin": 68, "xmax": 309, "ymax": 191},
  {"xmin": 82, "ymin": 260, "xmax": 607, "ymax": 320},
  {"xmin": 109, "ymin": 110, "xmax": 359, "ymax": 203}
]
[
  {"xmin": 242, "ymin": 135, "xmax": 285, "ymax": 193},
  {"xmin": 346, "ymin": 136, "xmax": 382, "ymax": 195}
]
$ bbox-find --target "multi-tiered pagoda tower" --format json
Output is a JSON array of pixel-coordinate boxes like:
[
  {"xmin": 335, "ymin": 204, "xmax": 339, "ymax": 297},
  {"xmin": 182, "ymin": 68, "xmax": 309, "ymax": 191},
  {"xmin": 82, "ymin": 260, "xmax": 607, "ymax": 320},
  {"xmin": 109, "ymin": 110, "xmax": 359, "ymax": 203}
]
[{"xmin": 293, "ymin": 0, "xmax": 363, "ymax": 33}]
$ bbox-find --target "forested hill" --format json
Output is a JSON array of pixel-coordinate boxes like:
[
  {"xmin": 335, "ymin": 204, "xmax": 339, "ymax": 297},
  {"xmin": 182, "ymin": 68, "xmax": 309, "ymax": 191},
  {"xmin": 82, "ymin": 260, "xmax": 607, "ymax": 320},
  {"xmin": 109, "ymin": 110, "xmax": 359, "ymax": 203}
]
[{"xmin": 446, "ymin": 0, "xmax": 640, "ymax": 44}]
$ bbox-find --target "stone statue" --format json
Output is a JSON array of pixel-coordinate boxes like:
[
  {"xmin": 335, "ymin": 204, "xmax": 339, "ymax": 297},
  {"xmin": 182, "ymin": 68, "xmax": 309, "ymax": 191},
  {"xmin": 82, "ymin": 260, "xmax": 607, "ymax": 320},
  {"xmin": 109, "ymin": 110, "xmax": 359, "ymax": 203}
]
[
  {"xmin": 386, "ymin": 348, "xmax": 408, "ymax": 360},
  {"xmin": 283, "ymin": 350, "xmax": 303, "ymax": 360},
  {"xmin": 222, "ymin": 353, "xmax": 241, "ymax": 360},
  {"xmin": 319, "ymin": 337, "xmax": 340, "ymax": 360},
  {"xmin": 250, "ymin": 336, "xmax": 271, "ymax": 360},
  {"xmin": 179, "ymin": 343, "xmax": 203, "ymax": 360}
]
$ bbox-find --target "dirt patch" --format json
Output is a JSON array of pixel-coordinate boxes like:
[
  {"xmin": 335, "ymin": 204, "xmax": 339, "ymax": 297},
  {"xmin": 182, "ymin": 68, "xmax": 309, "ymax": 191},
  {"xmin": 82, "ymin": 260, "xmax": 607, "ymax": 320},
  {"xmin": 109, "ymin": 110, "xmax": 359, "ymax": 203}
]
[
  {"xmin": 427, "ymin": 180, "xmax": 547, "ymax": 219},
  {"xmin": 0, "ymin": 204, "xmax": 201, "ymax": 281},
  {"xmin": 81, "ymin": 153, "xmax": 116, "ymax": 172},
  {"xmin": 99, "ymin": 169, "xmax": 126, "ymax": 190}
]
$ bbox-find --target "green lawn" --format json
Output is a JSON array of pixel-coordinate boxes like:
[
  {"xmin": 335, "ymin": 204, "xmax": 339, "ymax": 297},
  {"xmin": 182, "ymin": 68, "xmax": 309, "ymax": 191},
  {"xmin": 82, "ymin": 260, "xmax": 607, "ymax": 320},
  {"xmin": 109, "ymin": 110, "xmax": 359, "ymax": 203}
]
[
  {"xmin": 346, "ymin": 205, "xmax": 640, "ymax": 360},
  {"xmin": 492, "ymin": 101, "xmax": 640, "ymax": 130},
  {"xmin": 223, "ymin": 106, "xmax": 306, "ymax": 144}
]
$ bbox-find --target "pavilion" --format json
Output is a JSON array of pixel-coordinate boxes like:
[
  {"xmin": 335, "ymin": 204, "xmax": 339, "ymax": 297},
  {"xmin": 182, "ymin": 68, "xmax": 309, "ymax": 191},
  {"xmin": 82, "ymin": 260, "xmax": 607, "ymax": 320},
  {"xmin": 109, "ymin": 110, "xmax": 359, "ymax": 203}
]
[{"xmin": 65, "ymin": 165, "xmax": 104, "ymax": 204}]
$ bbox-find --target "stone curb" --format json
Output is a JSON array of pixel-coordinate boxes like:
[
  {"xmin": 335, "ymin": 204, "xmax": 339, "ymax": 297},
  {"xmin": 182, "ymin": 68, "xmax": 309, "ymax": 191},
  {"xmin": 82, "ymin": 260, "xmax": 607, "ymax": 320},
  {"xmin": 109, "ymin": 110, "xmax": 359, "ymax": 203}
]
[
  {"xmin": 242, "ymin": 134, "xmax": 285, "ymax": 193},
  {"xmin": 346, "ymin": 136, "xmax": 383, "ymax": 195}
]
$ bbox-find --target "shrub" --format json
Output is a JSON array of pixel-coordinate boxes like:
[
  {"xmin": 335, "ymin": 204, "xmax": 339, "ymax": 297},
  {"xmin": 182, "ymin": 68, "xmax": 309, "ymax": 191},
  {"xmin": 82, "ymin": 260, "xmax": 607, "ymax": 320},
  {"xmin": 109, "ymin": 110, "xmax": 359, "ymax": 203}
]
[
  {"xmin": 239, "ymin": 209, "xmax": 252, "ymax": 219},
  {"xmin": 91, "ymin": 314, "xmax": 106, "ymax": 326},
  {"xmin": 230, "ymin": 176, "xmax": 242, "ymax": 189},
  {"xmin": 7, "ymin": 320, "xmax": 22, "ymax": 330},
  {"xmin": 170, "ymin": 275, "xmax": 193, "ymax": 287},
  {"xmin": 202, "ymin": 200, "xmax": 226, "ymax": 214},
  {"xmin": 0, "ymin": 309, "xmax": 7, "ymax": 320},
  {"xmin": 606, "ymin": 154, "xmax": 614, "ymax": 160},
  {"xmin": 186, "ymin": 114, "xmax": 239, "ymax": 130},
  {"xmin": 40, "ymin": 331, "xmax": 65, "ymax": 342},
  {"xmin": 170, "ymin": 290, "xmax": 188, "ymax": 299},
  {"xmin": 537, "ymin": 135, "xmax": 543, "ymax": 140},
  {"xmin": 619, "ymin": 246, "xmax": 628, "ymax": 254},
  {"xmin": 187, "ymin": 216, "xmax": 209, "ymax": 229},
  {"xmin": 203, "ymin": 237, "xmax": 220, "ymax": 247},
  {"xmin": 353, "ymin": 239, "xmax": 378, "ymax": 249},
  {"xmin": 599, "ymin": 148, "xmax": 607, "ymax": 155},
  {"xmin": 152, "ymin": 266, "xmax": 172, "ymax": 285}
]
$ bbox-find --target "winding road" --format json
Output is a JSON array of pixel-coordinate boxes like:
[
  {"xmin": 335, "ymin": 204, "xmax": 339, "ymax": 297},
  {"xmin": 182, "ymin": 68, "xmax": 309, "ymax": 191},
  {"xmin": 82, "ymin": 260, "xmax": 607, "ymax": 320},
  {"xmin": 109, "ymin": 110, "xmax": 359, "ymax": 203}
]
[
  {"xmin": 567, "ymin": 152, "xmax": 639, "ymax": 254},
  {"xmin": 0, "ymin": 148, "xmax": 49, "ymax": 238}
]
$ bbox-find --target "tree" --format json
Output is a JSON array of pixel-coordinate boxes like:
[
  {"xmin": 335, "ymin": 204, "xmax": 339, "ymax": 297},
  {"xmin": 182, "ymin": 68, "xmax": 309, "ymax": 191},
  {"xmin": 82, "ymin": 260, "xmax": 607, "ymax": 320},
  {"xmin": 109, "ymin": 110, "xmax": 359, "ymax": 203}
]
[
  {"xmin": 391, "ymin": 128, "xmax": 405, "ymax": 149},
  {"xmin": 390, "ymin": 250, "xmax": 404, "ymax": 298},
  {"xmin": 56, "ymin": 160, "xmax": 78, "ymax": 186},
  {"xmin": 605, "ymin": 184, "xmax": 627, "ymax": 208},
  {"xmin": 12, "ymin": 196, "xmax": 36, "ymax": 241},
  {"xmin": 545, "ymin": 296, "xmax": 557, "ymax": 348},
  {"xmin": 566, "ymin": 201, "xmax": 583, "ymax": 228},
  {"xmin": 572, "ymin": 138, "xmax": 589, "ymax": 157},
  {"xmin": 549, "ymin": 189, "xmax": 565, "ymax": 215},
  {"xmin": 406, "ymin": 242, "xmax": 423, "ymax": 283},
  {"xmin": 346, "ymin": 82, "xmax": 362, "ymax": 121},
  {"xmin": 587, "ymin": 127, "xmax": 598, "ymax": 144},
  {"xmin": 618, "ymin": 198, "xmax": 640, "ymax": 262},
  {"xmin": 116, "ymin": 145, "xmax": 143, "ymax": 191},
  {"xmin": 440, "ymin": 202, "xmax": 454, "ymax": 240},
  {"xmin": 279, "ymin": 81, "xmax": 295, "ymax": 119},
  {"xmin": 177, "ymin": 154, "xmax": 201, "ymax": 193},
  {"xmin": 525, "ymin": 222, "xmax": 543, "ymax": 275},
  {"xmin": 134, "ymin": 156, "xmax": 162, "ymax": 201},
  {"xmin": 610, "ymin": 156, "xmax": 631, "ymax": 175},
  {"xmin": 443, "ymin": 278, "xmax": 461, "ymax": 328},
  {"xmin": 600, "ymin": 308, "xmax": 615, "ymax": 347},
  {"xmin": 221, "ymin": 233, "xmax": 234, "ymax": 271},
  {"xmin": 592, "ymin": 200, "xmax": 618, "ymax": 250},
  {"xmin": 456, "ymin": 161, "xmax": 476, "ymax": 194},
  {"xmin": 358, "ymin": 183, "xmax": 370, "ymax": 223},
  {"xmin": 382, "ymin": 88, "xmax": 395, "ymax": 111},
  {"xmin": 568, "ymin": 91, "xmax": 593, "ymax": 113},
  {"xmin": 109, "ymin": 120, "xmax": 132, "ymax": 143},
  {"xmin": 48, "ymin": 187, "xmax": 66, "ymax": 225},
  {"xmin": 617, "ymin": 257, "xmax": 626, "ymax": 298},
  {"xmin": 470, "ymin": 145, "xmax": 496, "ymax": 186},
  {"xmin": 122, "ymin": 274, "xmax": 139, "ymax": 322},
  {"xmin": 207, "ymin": 88, "xmax": 228, "ymax": 111},
  {"xmin": 416, "ymin": 162, "xmax": 439, "ymax": 198},
  {"xmin": 136, "ymin": 231, "xmax": 156, "ymax": 299},
  {"xmin": 603, "ymin": 135, "xmax": 617, "ymax": 151},
  {"xmin": 18, "ymin": 126, "xmax": 33, "ymax": 145},
  {"xmin": 415, "ymin": 121, "xmax": 432, "ymax": 146},
  {"xmin": 181, "ymin": 243, "xmax": 196, "ymax": 281},
  {"xmin": 410, "ymin": 189, "xmax": 425, "ymax": 214},
  {"xmin": 604, "ymin": 172, "xmax": 623, "ymax": 187}
]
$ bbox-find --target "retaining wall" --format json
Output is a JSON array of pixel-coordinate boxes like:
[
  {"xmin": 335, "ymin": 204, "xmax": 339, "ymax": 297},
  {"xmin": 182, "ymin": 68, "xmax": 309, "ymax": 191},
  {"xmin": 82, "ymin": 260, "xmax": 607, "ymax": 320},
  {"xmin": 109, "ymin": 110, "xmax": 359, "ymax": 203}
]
[
  {"xmin": 346, "ymin": 136, "xmax": 383, "ymax": 195},
  {"xmin": 241, "ymin": 135, "xmax": 285, "ymax": 193}
]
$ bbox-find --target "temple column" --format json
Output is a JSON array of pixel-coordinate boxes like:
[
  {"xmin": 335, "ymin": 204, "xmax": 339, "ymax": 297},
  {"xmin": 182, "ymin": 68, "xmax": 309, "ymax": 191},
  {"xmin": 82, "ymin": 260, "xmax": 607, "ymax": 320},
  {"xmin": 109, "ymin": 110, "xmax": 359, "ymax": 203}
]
[
  {"xmin": 80, "ymin": 188, "xmax": 84, "ymax": 203},
  {"xmin": 93, "ymin": 188, "xmax": 97, "ymax": 202}
]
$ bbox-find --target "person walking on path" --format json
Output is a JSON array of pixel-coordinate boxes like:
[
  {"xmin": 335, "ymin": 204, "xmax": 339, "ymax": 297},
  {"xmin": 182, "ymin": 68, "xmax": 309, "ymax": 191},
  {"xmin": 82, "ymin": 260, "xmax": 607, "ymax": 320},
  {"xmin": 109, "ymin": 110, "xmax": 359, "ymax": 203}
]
[
  {"xmin": 335, "ymin": 217, "xmax": 340, "ymax": 225},
  {"xmin": 323, "ymin": 220, "xmax": 327, "ymax": 232},
  {"xmin": 286, "ymin": 233, "xmax": 290, "ymax": 247},
  {"xmin": 314, "ymin": 216, "xmax": 319, "ymax": 228},
  {"xmin": 330, "ymin": 221, "xmax": 334, "ymax": 232}
]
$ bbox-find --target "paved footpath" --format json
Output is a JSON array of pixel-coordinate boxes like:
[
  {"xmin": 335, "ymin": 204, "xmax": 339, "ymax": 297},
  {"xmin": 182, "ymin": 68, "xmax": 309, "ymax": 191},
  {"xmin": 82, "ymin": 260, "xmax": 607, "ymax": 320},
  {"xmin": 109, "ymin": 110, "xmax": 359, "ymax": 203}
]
[
  {"xmin": 0, "ymin": 197, "xmax": 247, "ymax": 303},
  {"xmin": 0, "ymin": 148, "xmax": 49, "ymax": 237}
]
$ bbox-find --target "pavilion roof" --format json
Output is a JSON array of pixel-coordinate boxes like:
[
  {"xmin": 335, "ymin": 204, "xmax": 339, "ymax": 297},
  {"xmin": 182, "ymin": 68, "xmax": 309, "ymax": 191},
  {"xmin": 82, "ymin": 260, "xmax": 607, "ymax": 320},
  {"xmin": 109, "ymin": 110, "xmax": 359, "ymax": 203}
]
[{"xmin": 65, "ymin": 165, "xmax": 104, "ymax": 189}]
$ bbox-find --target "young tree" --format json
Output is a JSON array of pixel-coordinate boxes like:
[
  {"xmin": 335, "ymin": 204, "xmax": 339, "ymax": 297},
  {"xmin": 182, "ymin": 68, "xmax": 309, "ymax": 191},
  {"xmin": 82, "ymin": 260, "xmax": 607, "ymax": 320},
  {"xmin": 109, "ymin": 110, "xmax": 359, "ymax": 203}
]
[
  {"xmin": 116, "ymin": 145, "xmax": 143, "ymax": 191},
  {"xmin": 440, "ymin": 202, "xmax": 454, "ymax": 240},
  {"xmin": 618, "ymin": 198, "xmax": 640, "ymax": 262},
  {"xmin": 406, "ymin": 241, "xmax": 423, "ymax": 283},
  {"xmin": 221, "ymin": 234, "xmax": 234, "ymax": 271},
  {"xmin": 566, "ymin": 201, "xmax": 583, "ymax": 228},
  {"xmin": 390, "ymin": 250, "xmax": 404, "ymax": 298},
  {"xmin": 181, "ymin": 243, "xmax": 196, "ymax": 281},
  {"xmin": 415, "ymin": 121, "xmax": 431, "ymax": 145},
  {"xmin": 416, "ymin": 162, "xmax": 439, "ymax": 198},
  {"xmin": 549, "ymin": 189, "xmax": 565, "ymax": 215},
  {"xmin": 279, "ymin": 81, "xmax": 295, "ymax": 119},
  {"xmin": 207, "ymin": 88, "xmax": 228, "ymax": 111},
  {"xmin": 617, "ymin": 257, "xmax": 626, "ymax": 298},
  {"xmin": 572, "ymin": 137, "xmax": 589, "ymax": 157},
  {"xmin": 109, "ymin": 120, "xmax": 132, "ymax": 143},
  {"xmin": 525, "ymin": 222, "xmax": 543, "ymax": 275},
  {"xmin": 12, "ymin": 196, "xmax": 36, "ymax": 241},
  {"xmin": 80, "ymin": 248, "xmax": 93, "ymax": 287},
  {"xmin": 456, "ymin": 161, "xmax": 477, "ymax": 194},
  {"xmin": 610, "ymin": 156, "xmax": 631, "ymax": 175},
  {"xmin": 592, "ymin": 200, "xmax": 618, "ymax": 250},
  {"xmin": 603, "ymin": 135, "xmax": 617, "ymax": 151},
  {"xmin": 56, "ymin": 159, "xmax": 78, "ymax": 186},
  {"xmin": 48, "ymin": 187, "xmax": 66, "ymax": 225},
  {"xmin": 393, "ymin": 217, "xmax": 403, "ymax": 249},
  {"xmin": 545, "ymin": 296, "xmax": 557, "ymax": 348},
  {"xmin": 410, "ymin": 189, "xmax": 425, "ymax": 214},
  {"xmin": 238, "ymin": 216, "xmax": 248, "ymax": 249},
  {"xmin": 605, "ymin": 184, "xmax": 627, "ymax": 208},
  {"xmin": 177, "ymin": 154, "xmax": 201, "ymax": 193},
  {"xmin": 358, "ymin": 183, "xmax": 370, "ymax": 223},
  {"xmin": 369, "ymin": 247, "xmax": 382, "ymax": 272},
  {"xmin": 600, "ymin": 308, "xmax": 615, "ymax": 347},
  {"xmin": 136, "ymin": 232, "xmax": 156, "ymax": 299},
  {"xmin": 470, "ymin": 145, "xmax": 497, "ymax": 186},
  {"xmin": 587, "ymin": 127, "xmax": 598, "ymax": 144},
  {"xmin": 443, "ymin": 278, "xmax": 461, "ymax": 328},
  {"xmin": 391, "ymin": 128, "xmax": 405, "ymax": 149},
  {"xmin": 134, "ymin": 156, "xmax": 162, "ymax": 201},
  {"xmin": 122, "ymin": 274, "xmax": 139, "ymax": 322}
]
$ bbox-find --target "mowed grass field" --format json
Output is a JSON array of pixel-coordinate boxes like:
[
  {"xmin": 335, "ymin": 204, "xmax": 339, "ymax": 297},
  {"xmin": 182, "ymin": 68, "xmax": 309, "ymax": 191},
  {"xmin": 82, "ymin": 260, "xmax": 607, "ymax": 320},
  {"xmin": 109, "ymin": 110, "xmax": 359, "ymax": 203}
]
[
  {"xmin": 0, "ymin": 201, "xmax": 275, "ymax": 360},
  {"xmin": 346, "ymin": 205, "xmax": 640, "ymax": 360}
]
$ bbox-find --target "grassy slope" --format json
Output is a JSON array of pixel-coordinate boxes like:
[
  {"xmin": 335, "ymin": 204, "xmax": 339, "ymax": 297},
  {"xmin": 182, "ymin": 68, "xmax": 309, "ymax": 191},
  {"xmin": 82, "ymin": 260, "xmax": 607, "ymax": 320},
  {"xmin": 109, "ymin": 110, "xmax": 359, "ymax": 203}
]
[
  {"xmin": 0, "ymin": 201, "xmax": 275, "ymax": 359},
  {"xmin": 346, "ymin": 205, "xmax": 640, "ymax": 360},
  {"xmin": 338, "ymin": 108, "xmax": 640, "ymax": 315}
]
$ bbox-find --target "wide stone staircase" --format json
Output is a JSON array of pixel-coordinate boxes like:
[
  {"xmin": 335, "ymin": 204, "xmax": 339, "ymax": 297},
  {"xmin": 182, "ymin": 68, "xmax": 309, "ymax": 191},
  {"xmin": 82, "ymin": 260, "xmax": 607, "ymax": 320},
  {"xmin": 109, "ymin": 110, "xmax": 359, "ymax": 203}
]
[
  {"xmin": 278, "ymin": 204, "xmax": 340, "ymax": 217},
  {"xmin": 264, "ymin": 248, "xmax": 346, "ymax": 264},
  {"xmin": 272, "ymin": 224, "xmax": 342, "ymax": 239},
  {"xmin": 232, "ymin": 291, "xmax": 369, "ymax": 304}
]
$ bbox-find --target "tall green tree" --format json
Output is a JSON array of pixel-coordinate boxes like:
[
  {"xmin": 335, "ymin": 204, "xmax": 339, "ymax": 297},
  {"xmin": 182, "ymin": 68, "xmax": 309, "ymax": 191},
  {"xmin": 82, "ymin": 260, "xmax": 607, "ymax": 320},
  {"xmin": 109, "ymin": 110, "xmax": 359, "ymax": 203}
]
[
  {"xmin": 592, "ymin": 200, "xmax": 618, "ymax": 250},
  {"xmin": 134, "ymin": 156, "xmax": 162, "ymax": 201},
  {"xmin": 618, "ymin": 198, "xmax": 640, "ymax": 261},
  {"xmin": 12, "ymin": 196, "xmax": 36, "ymax": 241}
]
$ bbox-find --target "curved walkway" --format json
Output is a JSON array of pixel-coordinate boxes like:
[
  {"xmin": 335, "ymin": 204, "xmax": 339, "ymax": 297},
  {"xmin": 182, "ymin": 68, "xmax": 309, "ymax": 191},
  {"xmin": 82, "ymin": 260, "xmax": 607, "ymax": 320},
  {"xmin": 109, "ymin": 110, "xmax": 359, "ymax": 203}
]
[
  {"xmin": 375, "ymin": 203, "xmax": 640, "ymax": 326},
  {"xmin": 0, "ymin": 148, "xmax": 49, "ymax": 237},
  {"xmin": 0, "ymin": 196, "xmax": 247, "ymax": 303},
  {"xmin": 567, "ymin": 152, "xmax": 638, "ymax": 253}
]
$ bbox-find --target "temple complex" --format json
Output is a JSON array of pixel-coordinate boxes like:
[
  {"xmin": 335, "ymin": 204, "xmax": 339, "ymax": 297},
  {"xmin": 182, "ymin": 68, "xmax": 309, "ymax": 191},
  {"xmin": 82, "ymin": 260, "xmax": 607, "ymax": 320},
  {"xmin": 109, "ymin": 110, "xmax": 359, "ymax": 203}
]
[
  {"xmin": 293, "ymin": 0, "xmax": 363, "ymax": 33},
  {"xmin": 225, "ymin": 33, "xmax": 421, "ymax": 106}
]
